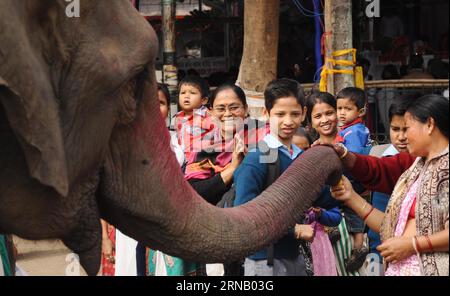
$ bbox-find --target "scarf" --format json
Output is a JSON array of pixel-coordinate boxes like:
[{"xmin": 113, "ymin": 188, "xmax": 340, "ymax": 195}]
[
  {"xmin": 380, "ymin": 147, "xmax": 449, "ymax": 276},
  {"xmin": 184, "ymin": 119, "xmax": 269, "ymax": 181}
]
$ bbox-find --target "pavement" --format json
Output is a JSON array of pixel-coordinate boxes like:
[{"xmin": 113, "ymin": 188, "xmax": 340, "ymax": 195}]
[{"xmin": 14, "ymin": 236, "xmax": 88, "ymax": 276}]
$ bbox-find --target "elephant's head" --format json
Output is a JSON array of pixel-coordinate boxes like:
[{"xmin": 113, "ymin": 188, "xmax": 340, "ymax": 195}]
[{"xmin": 0, "ymin": 0, "xmax": 341, "ymax": 275}]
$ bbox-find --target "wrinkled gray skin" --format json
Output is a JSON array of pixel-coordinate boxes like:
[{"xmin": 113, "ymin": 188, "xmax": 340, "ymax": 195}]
[{"xmin": 0, "ymin": 0, "xmax": 342, "ymax": 275}]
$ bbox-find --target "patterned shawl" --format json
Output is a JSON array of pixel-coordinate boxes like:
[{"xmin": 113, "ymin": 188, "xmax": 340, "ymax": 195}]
[
  {"xmin": 380, "ymin": 146, "xmax": 449, "ymax": 276},
  {"xmin": 184, "ymin": 118, "xmax": 269, "ymax": 181}
]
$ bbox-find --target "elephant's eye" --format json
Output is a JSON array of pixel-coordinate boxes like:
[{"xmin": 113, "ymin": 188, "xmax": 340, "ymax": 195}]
[
  {"xmin": 133, "ymin": 67, "xmax": 150, "ymax": 105},
  {"xmin": 116, "ymin": 67, "xmax": 150, "ymax": 125}
]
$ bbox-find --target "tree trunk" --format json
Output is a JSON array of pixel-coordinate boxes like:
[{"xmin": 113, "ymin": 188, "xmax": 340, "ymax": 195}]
[
  {"xmin": 324, "ymin": 0, "xmax": 354, "ymax": 94},
  {"xmin": 237, "ymin": 0, "xmax": 280, "ymax": 92}
]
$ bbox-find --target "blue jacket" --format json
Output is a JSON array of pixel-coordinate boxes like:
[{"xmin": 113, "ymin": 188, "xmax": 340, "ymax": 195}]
[
  {"xmin": 234, "ymin": 135, "xmax": 303, "ymax": 261},
  {"xmin": 316, "ymin": 207, "xmax": 342, "ymax": 227},
  {"xmin": 338, "ymin": 122, "xmax": 371, "ymax": 155},
  {"xmin": 338, "ymin": 121, "xmax": 371, "ymax": 195}
]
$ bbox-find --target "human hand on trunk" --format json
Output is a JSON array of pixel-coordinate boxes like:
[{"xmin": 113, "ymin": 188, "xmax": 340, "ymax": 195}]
[
  {"xmin": 330, "ymin": 176, "xmax": 356, "ymax": 204},
  {"xmin": 310, "ymin": 141, "xmax": 356, "ymax": 169}
]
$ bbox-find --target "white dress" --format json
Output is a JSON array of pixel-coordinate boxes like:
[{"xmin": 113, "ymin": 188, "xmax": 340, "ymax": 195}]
[
  {"xmin": 0, "ymin": 254, "xmax": 4, "ymax": 276},
  {"xmin": 114, "ymin": 229, "xmax": 138, "ymax": 276}
]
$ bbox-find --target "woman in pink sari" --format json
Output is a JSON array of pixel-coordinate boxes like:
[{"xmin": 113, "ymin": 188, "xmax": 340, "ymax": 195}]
[{"xmin": 331, "ymin": 94, "xmax": 449, "ymax": 276}]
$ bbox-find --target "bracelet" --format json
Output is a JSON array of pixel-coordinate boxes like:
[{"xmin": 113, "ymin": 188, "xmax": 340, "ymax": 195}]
[
  {"xmin": 412, "ymin": 237, "xmax": 420, "ymax": 255},
  {"xmin": 339, "ymin": 144, "xmax": 348, "ymax": 159},
  {"xmin": 362, "ymin": 206, "xmax": 374, "ymax": 222},
  {"xmin": 424, "ymin": 234, "xmax": 434, "ymax": 252},
  {"xmin": 361, "ymin": 201, "xmax": 369, "ymax": 212},
  {"xmin": 414, "ymin": 236, "xmax": 424, "ymax": 254}
]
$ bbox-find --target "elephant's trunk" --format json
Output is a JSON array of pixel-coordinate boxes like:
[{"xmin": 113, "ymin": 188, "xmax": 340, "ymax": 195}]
[{"xmin": 98, "ymin": 71, "xmax": 342, "ymax": 263}]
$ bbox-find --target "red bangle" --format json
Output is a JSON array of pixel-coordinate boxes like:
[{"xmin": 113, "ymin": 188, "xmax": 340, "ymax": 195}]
[
  {"xmin": 414, "ymin": 236, "xmax": 423, "ymax": 254},
  {"xmin": 363, "ymin": 206, "xmax": 374, "ymax": 222},
  {"xmin": 424, "ymin": 234, "xmax": 434, "ymax": 252}
]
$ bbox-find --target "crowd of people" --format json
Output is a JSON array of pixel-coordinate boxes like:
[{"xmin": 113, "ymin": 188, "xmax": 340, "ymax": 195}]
[
  {"xmin": 96, "ymin": 74, "xmax": 448, "ymax": 277},
  {"xmin": 0, "ymin": 71, "xmax": 447, "ymax": 276}
]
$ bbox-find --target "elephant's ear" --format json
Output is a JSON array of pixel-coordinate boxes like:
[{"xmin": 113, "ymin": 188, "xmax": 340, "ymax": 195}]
[
  {"xmin": 0, "ymin": 75, "xmax": 69, "ymax": 197},
  {"xmin": 0, "ymin": 1, "xmax": 70, "ymax": 197}
]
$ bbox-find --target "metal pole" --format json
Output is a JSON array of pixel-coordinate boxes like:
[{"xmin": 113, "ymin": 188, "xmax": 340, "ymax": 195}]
[
  {"xmin": 313, "ymin": 0, "xmax": 323, "ymax": 84},
  {"xmin": 162, "ymin": 0, "xmax": 178, "ymax": 106}
]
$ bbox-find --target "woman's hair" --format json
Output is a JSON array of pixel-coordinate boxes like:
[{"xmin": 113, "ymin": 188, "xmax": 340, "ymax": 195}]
[
  {"xmin": 157, "ymin": 83, "xmax": 170, "ymax": 105},
  {"xmin": 388, "ymin": 93, "xmax": 423, "ymax": 122},
  {"xmin": 407, "ymin": 94, "xmax": 449, "ymax": 139},
  {"xmin": 305, "ymin": 91, "xmax": 337, "ymax": 123},
  {"xmin": 210, "ymin": 83, "xmax": 247, "ymax": 108}
]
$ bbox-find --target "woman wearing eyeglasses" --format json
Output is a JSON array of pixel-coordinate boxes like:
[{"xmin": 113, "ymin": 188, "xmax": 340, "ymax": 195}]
[
  {"xmin": 184, "ymin": 84, "xmax": 269, "ymax": 206},
  {"xmin": 183, "ymin": 84, "xmax": 268, "ymax": 276}
]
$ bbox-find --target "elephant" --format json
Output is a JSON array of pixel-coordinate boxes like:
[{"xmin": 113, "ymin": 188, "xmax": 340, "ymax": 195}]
[{"xmin": 0, "ymin": 0, "xmax": 342, "ymax": 275}]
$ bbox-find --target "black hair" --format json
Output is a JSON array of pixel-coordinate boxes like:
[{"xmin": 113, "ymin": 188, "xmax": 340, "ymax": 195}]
[
  {"xmin": 264, "ymin": 78, "xmax": 305, "ymax": 112},
  {"xmin": 409, "ymin": 53, "xmax": 424, "ymax": 69},
  {"xmin": 388, "ymin": 93, "xmax": 422, "ymax": 122},
  {"xmin": 336, "ymin": 87, "xmax": 367, "ymax": 110},
  {"xmin": 178, "ymin": 75, "xmax": 210, "ymax": 99},
  {"xmin": 210, "ymin": 83, "xmax": 247, "ymax": 108},
  {"xmin": 306, "ymin": 91, "xmax": 336, "ymax": 123},
  {"xmin": 157, "ymin": 83, "xmax": 170, "ymax": 105},
  {"xmin": 406, "ymin": 94, "xmax": 449, "ymax": 139},
  {"xmin": 295, "ymin": 127, "xmax": 313, "ymax": 146}
]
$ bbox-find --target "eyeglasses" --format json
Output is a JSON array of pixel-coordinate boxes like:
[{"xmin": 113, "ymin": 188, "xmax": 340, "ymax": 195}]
[{"xmin": 213, "ymin": 104, "xmax": 245, "ymax": 114}]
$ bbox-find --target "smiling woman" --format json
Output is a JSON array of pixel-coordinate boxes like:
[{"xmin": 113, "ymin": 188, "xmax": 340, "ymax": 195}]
[
  {"xmin": 182, "ymin": 84, "xmax": 267, "ymax": 276},
  {"xmin": 306, "ymin": 91, "xmax": 338, "ymax": 144},
  {"xmin": 184, "ymin": 84, "xmax": 267, "ymax": 206},
  {"xmin": 331, "ymin": 94, "xmax": 449, "ymax": 276}
]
